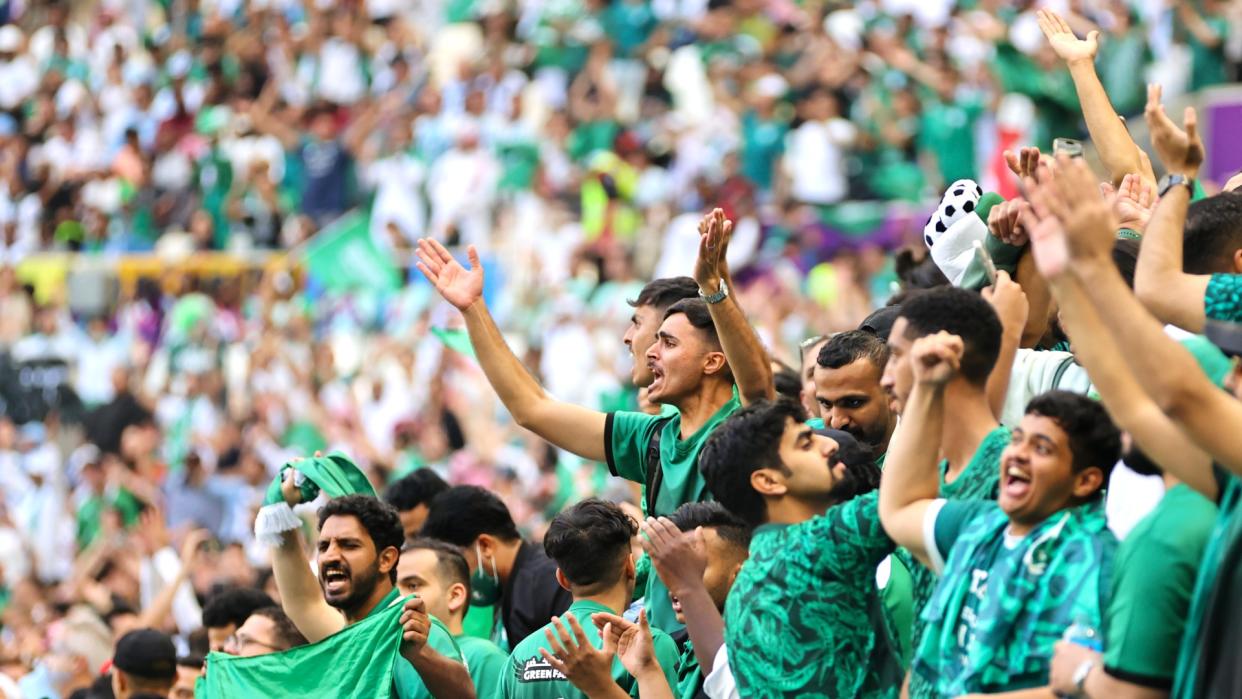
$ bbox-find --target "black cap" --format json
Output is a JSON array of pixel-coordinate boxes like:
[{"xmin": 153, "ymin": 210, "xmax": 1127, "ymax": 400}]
[
  {"xmin": 113, "ymin": 629, "xmax": 176, "ymax": 681},
  {"xmin": 811, "ymin": 427, "xmax": 873, "ymax": 468},
  {"xmin": 859, "ymin": 305, "xmax": 902, "ymax": 340},
  {"xmin": 1205, "ymin": 319, "xmax": 1242, "ymax": 359}
]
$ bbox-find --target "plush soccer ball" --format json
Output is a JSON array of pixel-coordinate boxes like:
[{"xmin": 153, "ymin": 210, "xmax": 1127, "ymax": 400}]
[{"xmin": 923, "ymin": 179, "xmax": 984, "ymax": 250}]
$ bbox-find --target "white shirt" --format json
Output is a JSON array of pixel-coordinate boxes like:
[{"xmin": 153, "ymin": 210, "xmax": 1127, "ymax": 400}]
[
  {"xmin": 0, "ymin": 57, "xmax": 39, "ymax": 111},
  {"xmin": 703, "ymin": 644, "xmax": 740, "ymax": 699},
  {"xmin": 366, "ymin": 153, "xmax": 427, "ymax": 248},
  {"xmin": 783, "ymin": 119, "xmax": 857, "ymax": 205}
]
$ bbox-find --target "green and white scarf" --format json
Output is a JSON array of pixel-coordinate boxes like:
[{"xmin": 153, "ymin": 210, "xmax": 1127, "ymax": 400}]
[
  {"xmin": 915, "ymin": 500, "xmax": 1116, "ymax": 696},
  {"xmin": 254, "ymin": 452, "xmax": 376, "ymax": 547}
]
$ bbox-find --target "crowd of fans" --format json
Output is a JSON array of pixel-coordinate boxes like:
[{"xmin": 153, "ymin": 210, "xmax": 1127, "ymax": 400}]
[{"xmin": 2, "ymin": 0, "xmax": 1242, "ymax": 697}]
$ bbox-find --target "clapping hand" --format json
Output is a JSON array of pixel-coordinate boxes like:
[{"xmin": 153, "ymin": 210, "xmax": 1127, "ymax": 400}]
[
  {"xmin": 1145, "ymin": 83, "xmax": 1204, "ymax": 179},
  {"xmin": 540, "ymin": 615, "xmax": 620, "ymax": 696},
  {"xmin": 693, "ymin": 208, "xmax": 733, "ymax": 292}
]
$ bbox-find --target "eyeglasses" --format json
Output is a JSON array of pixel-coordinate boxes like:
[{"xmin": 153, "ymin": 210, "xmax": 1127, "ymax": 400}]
[{"xmin": 224, "ymin": 633, "xmax": 284, "ymax": 654}]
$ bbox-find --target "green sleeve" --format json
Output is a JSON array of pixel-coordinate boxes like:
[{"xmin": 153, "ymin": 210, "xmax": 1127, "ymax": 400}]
[
  {"xmin": 498, "ymin": 652, "xmax": 518, "ymax": 698},
  {"xmin": 605, "ymin": 411, "xmax": 665, "ymax": 484},
  {"xmin": 1205, "ymin": 274, "xmax": 1242, "ymax": 323},
  {"xmin": 929, "ymin": 499, "xmax": 995, "ymax": 573},
  {"xmin": 426, "ymin": 618, "xmax": 463, "ymax": 662},
  {"xmin": 462, "ymin": 639, "xmax": 509, "ymax": 699},
  {"xmin": 802, "ymin": 491, "xmax": 894, "ymax": 574},
  {"xmin": 634, "ymin": 630, "xmax": 683, "ymax": 698}
]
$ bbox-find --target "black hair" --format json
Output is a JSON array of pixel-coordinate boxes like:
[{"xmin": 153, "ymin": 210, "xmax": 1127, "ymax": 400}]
[
  {"xmin": 201, "ymin": 587, "xmax": 276, "ymax": 630},
  {"xmin": 1121, "ymin": 441, "xmax": 1163, "ymax": 477},
  {"xmin": 895, "ymin": 247, "xmax": 950, "ymax": 290},
  {"xmin": 817, "ymin": 329, "xmax": 889, "ymax": 371},
  {"xmin": 402, "ymin": 537, "xmax": 471, "ymax": 598},
  {"xmin": 249, "ymin": 606, "xmax": 309, "ymax": 651},
  {"xmin": 383, "ymin": 469, "xmax": 449, "ymax": 512},
  {"xmin": 420, "ymin": 485, "xmax": 520, "ymax": 546},
  {"xmin": 859, "ymin": 304, "xmax": 902, "ymax": 340},
  {"xmin": 176, "ymin": 654, "xmax": 205, "ymax": 670},
  {"xmin": 668, "ymin": 502, "xmax": 752, "ymax": 550},
  {"xmin": 897, "ymin": 287, "xmax": 1002, "ymax": 385},
  {"xmin": 772, "ymin": 361, "xmax": 801, "ymax": 402},
  {"xmin": 1183, "ymin": 193, "xmax": 1242, "ymax": 275},
  {"xmin": 699, "ymin": 400, "xmax": 808, "ymax": 527},
  {"xmin": 543, "ymin": 498, "xmax": 637, "ymax": 593},
  {"xmin": 1025, "ymin": 391, "xmax": 1122, "ymax": 498},
  {"xmin": 663, "ymin": 298, "xmax": 722, "ymax": 350},
  {"xmin": 628, "ymin": 276, "xmax": 699, "ymax": 313},
  {"xmin": 317, "ymin": 495, "xmax": 405, "ymax": 584},
  {"xmin": 1112, "ymin": 237, "xmax": 1141, "ymax": 290}
]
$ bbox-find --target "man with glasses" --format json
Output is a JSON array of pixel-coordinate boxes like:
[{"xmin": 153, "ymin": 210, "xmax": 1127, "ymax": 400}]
[{"xmin": 223, "ymin": 606, "xmax": 308, "ymax": 657}]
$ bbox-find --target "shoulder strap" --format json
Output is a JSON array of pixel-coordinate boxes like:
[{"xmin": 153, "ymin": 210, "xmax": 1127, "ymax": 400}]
[
  {"xmin": 1050, "ymin": 355, "xmax": 1078, "ymax": 388},
  {"xmin": 644, "ymin": 416, "xmax": 674, "ymax": 517}
]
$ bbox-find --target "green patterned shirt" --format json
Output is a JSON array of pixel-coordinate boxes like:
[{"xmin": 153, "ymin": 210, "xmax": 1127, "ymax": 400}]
[
  {"xmin": 1205, "ymin": 273, "xmax": 1242, "ymax": 323},
  {"xmin": 723, "ymin": 491, "xmax": 902, "ymax": 698},
  {"xmin": 906, "ymin": 425, "xmax": 1007, "ymax": 699}
]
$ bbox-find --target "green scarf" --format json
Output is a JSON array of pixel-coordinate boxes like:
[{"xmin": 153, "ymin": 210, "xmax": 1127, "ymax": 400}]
[
  {"xmin": 199, "ymin": 592, "xmax": 409, "ymax": 697},
  {"xmin": 254, "ymin": 453, "xmax": 376, "ymax": 547},
  {"xmin": 915, "ymin": 500, "xmax": 1115, "ymax": 696}
]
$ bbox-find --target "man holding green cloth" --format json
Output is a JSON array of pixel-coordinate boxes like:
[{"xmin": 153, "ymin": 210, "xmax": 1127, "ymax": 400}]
[
  {"xmin": 237, "ymin": 454, "xmax": 475, "ymax": 698},
  {"xmin": 879, "ymin": 333, "xmax": 1120, "ymax": 697}
]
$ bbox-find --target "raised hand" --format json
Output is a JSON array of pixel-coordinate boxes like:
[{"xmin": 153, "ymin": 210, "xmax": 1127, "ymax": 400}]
[
  {"xmin": 1019, "ymin": 177, "xmax": 1072, "ymax": 281},
  {"xmin": 982, "ymin": 270, "xmax": 1030, "ymax": 336},
  {"xmin": 1101, "ymin": 173, "xmax": 1156, "ymax": 232},
  {"xmin": 415, "ymin": 238, "xmax": 485, "ymax": 311},
  {"xmin": 1003, "ymin": 146, "xmax": 1045, "ymax": 181},
  {"xmin": 987, "ymin": 198, "xmax": 1032, "ymax": 247},
  {"xmin": 1037, "ymin": 9, "xmax": 1099, "ymax": 64},
  {"xmin": 540, "ymin": 615, "xmax": 619, "ymax": 696},
  {"xmin": 1144, "ymin": 83, "xmax": 1204, "ymax": 179},
  {"xmin": 1050, "ymin": 156, "xmax": 1118, "ymax": 262},
  {"xmin": 910, "ymin": 332, "xmax": 964, "ymax": 387},
  {"xmin": 615, "ymin": 610, "xmax": 659, "ymax": 679},
  {"xmin": 693, "ymin": 208, "xmax": 733, "ymax": 291},
  {"xmin": 640, "ymin": 517, "xmax": 707, "ymax": 599},
  {"xmin": 178, "ymin": 529, "xmax": 213, "ymax": 570},
  {"xmin": 400, "ymin": 596, "xmax": 431, "ymax": 651}
]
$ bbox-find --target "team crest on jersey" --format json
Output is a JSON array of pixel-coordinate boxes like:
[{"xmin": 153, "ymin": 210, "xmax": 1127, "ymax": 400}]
[{"xmin": 520, "ymin": 656, "xmax": 566, "ymax": 682}]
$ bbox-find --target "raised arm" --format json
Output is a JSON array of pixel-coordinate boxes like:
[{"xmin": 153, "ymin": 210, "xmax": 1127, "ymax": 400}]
[
  {"xmin": 1134, "ymin": 85, "xmax": 1210, "ymax": 331},
  {"xmin": 1037, "ymin": 10, "xmax": 1154, "ymax": 187},
  {"xmin": 1026, "ymin": 155, "xmax": 1242, "ymax": 476},
  {"xmin": 641, "ymin": 517, "xmax": 724, "ymax": 672},
  {"xmin": 1025, "ymin": 205, "xmax": 1217, "ymax": 496},
  {"xmin": 984, "ymin": 271, "xmax": 1029, "ymax": 420},
  {"xmin": 415, "ymin": 239, "xmax": 608, "ymax": 462},
  {"xmin": 877, "ymin": 333, "xmax": 961, "ymax": 566},
  {"xmin": 695, "ymin": 209, "xmax": 774, "ymax": 405},
  {"xmin": 137, "ymin": 529, "xmax": 211, "ymax": 630},
  {"xmin": 271, "ymin": 474, "xmax": 347, "ymax": 642}
]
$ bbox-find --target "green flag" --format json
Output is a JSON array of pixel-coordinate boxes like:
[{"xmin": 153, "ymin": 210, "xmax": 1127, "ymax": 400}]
[
  {"xmin": 302, "ymin": 211, "xmax": 401, "ymax": 293},
  {"xmin": 201, "ymin": 594, "xmax": 405, "ymax": 698},
  {"xmin": 430, "ymin": 327, "xmax": 476, "ymax": 358}
]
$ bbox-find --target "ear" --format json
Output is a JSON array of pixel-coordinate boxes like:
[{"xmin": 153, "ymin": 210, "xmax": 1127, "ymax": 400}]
[
  {"xmin": 476, "ymin": 534, "xmax": 496, "ymax": 558},
  {"xmin": 702, "ymin": 350, "xmax": 728, "ymax": 377},
  {"xmin": 378, "ymin": 545, "xmax": 400, "ymax": 576},
  {"xmin": 750, "ymin": 468, "xmax": 787, "ymax": 497},
  {"xmin": 1233, "ymin": 248, "xmax": 1242, "ymax": 274},
  {"xmin": 1070, "ymin": 466, "xmax": 1105, "ymax": 501},
  {"xmin": 447, "ymin": 582, "xmax": 468, "ymax": 616},
  {"xmin": 625, "ymin": 553, "xmax": 637, "ymax": 582},
  {"xmin": 726, "ymin": 560, "xmax": 745, "ymax": 588},
  {"xmin": 554, "ymin": 567, "xmax": 572, "ymax": 592}
]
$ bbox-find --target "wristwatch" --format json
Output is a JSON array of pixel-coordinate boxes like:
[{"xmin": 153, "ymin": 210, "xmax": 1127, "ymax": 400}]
[
  {"xmin": 699, "ymin": 279, "xmax": 729, "ymax": 305},
  {"xmin": 1071, "ymin": 658, "xmax": 1095, "ymax": 697},
  {"xmin": 1158, "ymin": 173, "xmax": 1194, "ymax": 197}
]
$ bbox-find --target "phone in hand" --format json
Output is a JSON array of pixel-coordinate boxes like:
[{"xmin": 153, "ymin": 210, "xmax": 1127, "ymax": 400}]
[
  {"xmin": 1053, "ymin": 137, "xmax": 1084, "ymax": 159},
  {"xmin": 974, "ymin": 240, "xmax": 999, "ymax": 286}
]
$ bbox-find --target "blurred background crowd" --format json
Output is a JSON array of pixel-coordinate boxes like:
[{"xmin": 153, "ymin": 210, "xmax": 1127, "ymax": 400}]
[{"xmin": 0, "ymin": 0, "xmax": 1240, "ymax": 694}]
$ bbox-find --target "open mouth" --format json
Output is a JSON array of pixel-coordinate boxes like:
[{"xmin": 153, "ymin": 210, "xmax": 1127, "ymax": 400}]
[
  {"xmin": 321, "ymin": 566, "xmax": 350, "ymax": 594},
  {"xmin": 1002, "ymin": 462, "xmax": 1032, "ymax": 500},
  {"xmin": 648, "ymin": 365, "xmax": 665, "ymax": 390},
  {"xmin": 670, "ymin": 596, "xmax": 682, "ymax": 614}
]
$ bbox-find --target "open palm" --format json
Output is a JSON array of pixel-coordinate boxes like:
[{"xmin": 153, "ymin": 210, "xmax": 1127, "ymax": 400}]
[
  {"xmin": 615, "ymin": 611, "xmax": 658, "ymax": 678},
  {"xmin": 416, "ymin": 238, "xmax": 484, "ymax": 311},
  {"xmin": 1037, "ymin": 9, "xmax": 1098, "ymax": 63}
]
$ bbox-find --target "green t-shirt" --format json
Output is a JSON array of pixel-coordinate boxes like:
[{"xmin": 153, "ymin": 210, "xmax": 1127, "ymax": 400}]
[
  {"xmin": 499, "ymin": 600, "xmax": 680, "ymax": 698},
  {"xmin": 916, "ymin": 499, "xmax": 1115, "ymax": 695},
  {"xmin": 1204, "ymin": 273, "xmax": 1242, "ymax": 323},
  {"xmin": 1104, "ymin": 484, "xmax": 1216, "ymax": 688},
  {"xmin": 919, "ymin": 95, "xmax": 985, "ymax": 186},
  {"xmin": 381, "ymin": 597, "xmax": 464, "ymax": 699},
  {"xmin": 723, "ymin": 491, "xmax": 902, "ymax": 698},
  {"xmin": 675, "ymin": 636, "xmax": 703, "ymax": 699},
  {"xmin": 1187, "ymin": 15, "xmax": 1229, "ymax": 91},
  {"xmin": 1173, "ymin": 468, "xmax": 1242, "ymax": 698},
  {"xmin": 741, "ymin": 110, "xmax": 789, "ymax": 191},
  {"xmin": 605, "ymin": 392, "xmax": 742, "ymax": 633},
  {"xmin": 906, "ymin": 426, "xmax": 1007, "ymax": 697},
  {"xmin": 457, "ymin": 634, "xmax": 509, "ymax": 696}
]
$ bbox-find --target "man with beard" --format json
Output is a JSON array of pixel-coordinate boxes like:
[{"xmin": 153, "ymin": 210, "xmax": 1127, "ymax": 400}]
[
  {"xmin": 270, "ymin": 492, "xmax": 474, "ymax": 698},
  {"xmin": 415, "ymin": 209, "xmax": 772, "ymax": 636},
  {"xmin": 811, "ymin": 330, "xmax": 897, "ymax": 459},
  {"xmin": 879, "ymin": 285, "xmax": 1008, "ymax": 698},
  {"xmin": 698, "ymin": 402, "xmax": 901, "ymax": 698}
]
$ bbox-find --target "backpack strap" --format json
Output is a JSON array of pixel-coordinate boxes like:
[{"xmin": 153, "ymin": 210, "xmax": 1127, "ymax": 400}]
[{"xmin": 644, "ymin": 416, "xmax": 674, "ymax": 517}]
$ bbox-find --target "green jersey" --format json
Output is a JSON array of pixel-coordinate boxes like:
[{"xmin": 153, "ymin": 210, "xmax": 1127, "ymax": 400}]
[
  {"xmin": 1205, "ymin": 273, "xmax": 1242, "ymax": 323},
  {"xmin": 914, "ymin": 499, "xmax": 1116, "ymax": 696},
  {"xmin": 906, "ymin": 426, "xmax": 1007, "ymax": 698},
  {"xmin": 381, "ymin": 595, "xmax": 465, "ymax": 699},
  {"xmin": 1104, "ymin": 484, "xmax": 1216, "ymax": 689},
  {"xmin": 1173, "ymin": 468, "xmax": 1242, "ymax": 698},
  {"xmin": 499, "ymin": 600, "xmax": 680, "ymax": 699},
  {"xmin": 605, "ymin": 392, "xmax": 741, "ymax": 633},
  {"xmin": 458, "ymin": 635, "xmax": 508, "ymax": 696},
  {"xmin": 723, "ymin": 491, "xmax": 902, "ymax": 698}
]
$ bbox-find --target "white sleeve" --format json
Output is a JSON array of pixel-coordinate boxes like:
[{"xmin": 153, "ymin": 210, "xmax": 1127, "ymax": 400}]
[
  {"xmin": 703, "ymin": 645, "xmax": 741, "ymax": 699},
  {"xmin": 922, "ymin": 498, "xmax": 950, "ymax": 575}
]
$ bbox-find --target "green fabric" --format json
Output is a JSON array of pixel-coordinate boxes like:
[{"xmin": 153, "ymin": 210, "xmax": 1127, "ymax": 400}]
[
  {"xmin": 203, "ymin": 589, "xmax": 459, "ymax": 698},
  {"xmin": 905, "ymin": 426, "xmax": 1007, "ymax": 699},
  {"xmin": 1188, "ymin": 15, "xmax": 1229, "ymax": 91},
  {"xmin": 457, "ymin": 635, "xmax": 508, "ymax": 697},
  {"xmin": 499, "ymin": 600, "xmax": 680, "ymax": 698},
  {"xmin": 1104, "ymin": 484, "xmax": 1216, "ymax": 687},
  {"xmin": 281, "ymin": 420, "xmax": 328, "ymax": 457},
  {"xmin": 919, "ymin": 95, "xmax": 985, "ymax": 186},
  {"xmin": 915, "ymin": 499, "xmax": 1116, "ymax": 696},
  {"xmin": 463, "ymin": 604, "xmax": 496, "ymax": 641},
  {"xmin": 431, "ymin": 327, "xmax": 477, "ymax": 358},
  {"xmin": 262, "ymin": 452, "xmax": 377, "ymax": 506},
  {"xmin": 76, "ymin": 488, "xmax": 143, "ymax": 549},
  {"xmin": 740, "ymin": 110, "xmax": 789, "ymax": 191},
  {"xmin": 959, "ymin": 216, "xmax": 1025, "ymax": 291},
  {"xmin": 882, "ymin": 554, "xmax": 915, "ymax": 668},
  {"xmin": 1173, "ymin": 470, "xmax": 1242, "ymax": 698},
  {"xmin": 605, "ymin": 391, "xmax": 741, "ymax": 634},
  {"xmin": 723, "ymin": 491, "xmax": 902, "ymax": 698},
  {"xmin": 675, "ymin": 637, "xmax": 703, "ymax": 699},
  {"xmin": 1096, "ymin": 30, "xmax": 1149, "ymax": 115},
  {"xmin": 601, "ymin": 0, "xmax": 657, "ymax": 57},
  {"xmin": 1180, "ymin": 335, "xmax": 1232, "ymax": 388},
  {"xmin": 302, "ymin": 211, "xmax": 401, "ymax": 294},
  {"xmin": 1205, "ymin": 273, "xmax": 1242, "ymax": 323}
]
